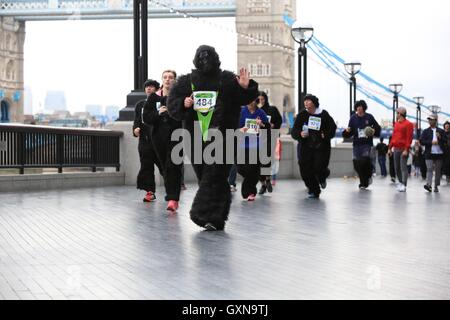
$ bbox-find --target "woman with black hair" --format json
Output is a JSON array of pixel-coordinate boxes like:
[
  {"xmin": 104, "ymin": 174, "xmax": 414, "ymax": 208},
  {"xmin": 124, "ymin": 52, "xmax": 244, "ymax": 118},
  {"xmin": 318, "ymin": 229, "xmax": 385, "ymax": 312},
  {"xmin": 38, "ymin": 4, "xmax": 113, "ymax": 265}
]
[
  {"xmin": 133, "ymin": 79, "xmax": 162, "ymax": 202},
  {"xmin": 142, "ymin": 70, "xmax": 183, "ymax": 212},
  {"xmin": 342, "ymin": 100, "xmax": 381, "ymax": 189},
  {"xmin": 256, "ymin": 91, "xmax": 282, "ymax": 195}
]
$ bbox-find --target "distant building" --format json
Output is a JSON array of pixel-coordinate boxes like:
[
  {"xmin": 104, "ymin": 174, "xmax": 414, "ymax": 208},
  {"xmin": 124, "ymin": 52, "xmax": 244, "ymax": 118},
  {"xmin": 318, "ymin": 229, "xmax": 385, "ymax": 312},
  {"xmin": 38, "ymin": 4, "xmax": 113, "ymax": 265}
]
[
  {"xmin": 23, "ymin": 114, "xmax": 36, "ymax": 125},
  {"xmin": 105, "ymin": 105, "xmax": 120, "ymax": 121},
  {"xmin": 85, "ymin": 104, "xmax": 103, "ymax": 118},
  {"xmin": 23, "ymin": 86, "xmax": 33, "ymax": 115},
  {"xmin": 0, "ymin": 17, "xmax": 25, "ymax": 123},
  {"xmin": 73, "ymin": 112, "xmax": 92, "ymax": 120},
  {"xmin": 52, "ymin": 110, "xmax": 71, "ymax": 119},
  {"xmin": 44, "ymin": 91, "xmax": 67, "ymax": 113},
  {"xmin": 48, "ymin": 118, "xmax": 88, "ymax": 128}
]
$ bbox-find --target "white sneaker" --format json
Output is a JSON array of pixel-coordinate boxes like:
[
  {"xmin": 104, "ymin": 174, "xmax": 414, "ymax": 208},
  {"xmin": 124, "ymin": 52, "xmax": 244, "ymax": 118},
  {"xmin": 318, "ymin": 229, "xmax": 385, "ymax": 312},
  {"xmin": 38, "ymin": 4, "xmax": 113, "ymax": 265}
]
[{"xmin": 396, "ymin": 184, "xmax": 406, "ymax": 192}]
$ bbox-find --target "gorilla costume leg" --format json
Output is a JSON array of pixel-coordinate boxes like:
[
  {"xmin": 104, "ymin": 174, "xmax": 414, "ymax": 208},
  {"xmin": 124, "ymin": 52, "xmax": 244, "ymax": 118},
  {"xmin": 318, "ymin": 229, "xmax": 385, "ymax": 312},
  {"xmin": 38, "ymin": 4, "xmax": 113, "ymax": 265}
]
[{"xmin": 189, "ymin": 164, "xmax": 232, "ymax": 230}]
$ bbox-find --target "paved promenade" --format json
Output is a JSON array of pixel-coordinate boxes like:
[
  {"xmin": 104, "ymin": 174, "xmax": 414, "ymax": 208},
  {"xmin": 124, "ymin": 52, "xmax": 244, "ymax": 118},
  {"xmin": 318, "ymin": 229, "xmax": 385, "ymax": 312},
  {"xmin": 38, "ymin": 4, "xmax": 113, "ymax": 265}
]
[{"xmin": 0, "ymin": 177, "xmax": 449, "ymax": 299}]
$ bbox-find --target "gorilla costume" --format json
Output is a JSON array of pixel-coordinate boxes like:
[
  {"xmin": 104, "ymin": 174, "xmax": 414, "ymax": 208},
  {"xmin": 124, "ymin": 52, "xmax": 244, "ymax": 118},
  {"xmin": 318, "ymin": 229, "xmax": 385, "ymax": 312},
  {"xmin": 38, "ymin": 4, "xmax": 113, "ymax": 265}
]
[{"xmin": 167, "ymin": 45, "xmax": 259, "ymax": 231}]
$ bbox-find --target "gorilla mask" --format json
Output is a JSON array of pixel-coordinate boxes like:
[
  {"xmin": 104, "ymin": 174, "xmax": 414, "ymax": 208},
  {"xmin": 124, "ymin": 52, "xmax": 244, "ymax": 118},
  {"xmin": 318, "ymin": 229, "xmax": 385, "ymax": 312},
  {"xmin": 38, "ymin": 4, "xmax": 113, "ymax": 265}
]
[{"xmin": 193, "ymin": 45, "xmax": 221, "ymax": 75}]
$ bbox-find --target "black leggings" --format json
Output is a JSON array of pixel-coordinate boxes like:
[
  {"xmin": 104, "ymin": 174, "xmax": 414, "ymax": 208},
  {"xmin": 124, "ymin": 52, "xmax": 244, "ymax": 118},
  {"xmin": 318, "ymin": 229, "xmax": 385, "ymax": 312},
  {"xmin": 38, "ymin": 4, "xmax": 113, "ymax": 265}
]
[
  {"xmin": 237, "ymin": 148, "xmax": 261, "ymax": 199},
  {"xmin": 353, "ymin": 157, "xmax": 372, "ymax": 187},
  {"xmin": 137, "ymin": 138, "xmax": 161, "ymax": 193},
  {"xmin": 299, "ymin": 146, "xmax": 331, "ymax": 196}
]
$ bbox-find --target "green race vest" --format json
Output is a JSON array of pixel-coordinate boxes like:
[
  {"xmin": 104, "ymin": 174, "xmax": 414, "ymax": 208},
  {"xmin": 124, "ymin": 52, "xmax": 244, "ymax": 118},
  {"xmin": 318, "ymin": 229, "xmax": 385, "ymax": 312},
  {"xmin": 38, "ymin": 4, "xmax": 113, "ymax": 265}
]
[{"xmin": 191, "ymin": 83, "xmax": 218, "ymax": 142}]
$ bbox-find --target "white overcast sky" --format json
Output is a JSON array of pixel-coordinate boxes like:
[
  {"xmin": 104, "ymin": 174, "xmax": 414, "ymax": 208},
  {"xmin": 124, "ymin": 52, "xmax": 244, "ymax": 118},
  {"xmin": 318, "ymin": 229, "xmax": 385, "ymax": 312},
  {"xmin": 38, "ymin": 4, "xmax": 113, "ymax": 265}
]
[{"xmin": 24, "ymin": 0, "xmax": 450, "ymax": 126}]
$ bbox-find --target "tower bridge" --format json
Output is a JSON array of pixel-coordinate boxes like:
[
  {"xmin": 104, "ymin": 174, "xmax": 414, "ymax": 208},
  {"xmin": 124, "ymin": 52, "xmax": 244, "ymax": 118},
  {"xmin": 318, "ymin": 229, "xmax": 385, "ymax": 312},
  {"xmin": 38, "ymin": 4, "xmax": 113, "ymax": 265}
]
[{"xmin": 0, "ymin": 0, "xmax": 296, "ymax": 123}]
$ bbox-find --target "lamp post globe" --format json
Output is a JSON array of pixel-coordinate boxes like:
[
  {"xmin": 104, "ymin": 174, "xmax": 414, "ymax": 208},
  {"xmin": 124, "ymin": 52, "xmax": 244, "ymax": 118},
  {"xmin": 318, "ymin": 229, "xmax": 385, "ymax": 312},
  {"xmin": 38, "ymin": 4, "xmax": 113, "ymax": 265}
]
[
  {"xmin": 344, "ymin": 61, "xmax": 362, "ymax": 117},
  {"xmin": 413, "ymin": 96, "xmax": 424, "ymax": 137},
  {"xmin": 291, "ymin": 21, "xmax": 314, "ymax": 45},
  {"xmin": 389, "ymin": 83, "xmax": 403, "ymax": 126},
  {"xmin": 430, "ymin": 105, "xmax": 441, "ymax": 114},
  {"xmin": 291, "ymin": 21, "xmax": 314, "ymax": 113}
]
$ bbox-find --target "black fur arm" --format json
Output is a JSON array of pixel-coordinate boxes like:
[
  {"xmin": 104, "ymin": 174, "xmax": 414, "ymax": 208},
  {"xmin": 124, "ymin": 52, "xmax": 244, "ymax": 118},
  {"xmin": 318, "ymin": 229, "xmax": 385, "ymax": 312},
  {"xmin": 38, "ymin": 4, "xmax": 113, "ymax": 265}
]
[
  {"xmin": 167, "ymin": 75, "xmax": 192, "ymax": 121},
  {"xmin": 142, "ymin": 93, "xmax": 160, "ymax": 125},
  {"xmin": 235, "ymin": 79, "xmax": 259, "ymax": 107}
]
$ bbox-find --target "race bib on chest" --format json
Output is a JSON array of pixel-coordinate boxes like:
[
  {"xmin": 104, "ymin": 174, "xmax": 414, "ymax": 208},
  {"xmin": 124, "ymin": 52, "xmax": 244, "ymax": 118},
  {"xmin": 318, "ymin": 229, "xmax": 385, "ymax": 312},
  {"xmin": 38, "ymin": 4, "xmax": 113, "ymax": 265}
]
[
  {"xmin": 245, "ymin": 118, "xmax": 258, "ymax": 134},
  {"xmin": 358, "ymin": 128, "xmax": 367, "ymax": 138},
  {"xmin": 193, "ymin": 91, "xmax": 217, "ymax": 113},
  {"xmin": 308, "ymin": 116, "xmax": 322, "ymax": 131}
]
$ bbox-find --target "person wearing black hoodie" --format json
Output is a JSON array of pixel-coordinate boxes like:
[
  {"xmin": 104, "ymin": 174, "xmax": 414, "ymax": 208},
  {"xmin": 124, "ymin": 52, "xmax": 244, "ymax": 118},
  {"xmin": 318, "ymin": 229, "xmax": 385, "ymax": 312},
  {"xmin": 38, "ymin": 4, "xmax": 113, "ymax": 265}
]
[
  {"xmin": 420, "ymin": 114, "xmax": 448, "ymax": 192},
  {"xmin": 257, "ymin": 91, "xmax": 282, "ymax": 195},
  {"xmin": 167, "ymin": 45, "xmax": 259, "ymax": 231},
  {"xmin": 291, "ymin": 94, "xmax": 337, "ymax": 198},
  {"xmin": 142, "ymin": 70, "xmax": 183, "ymax": 212},
  {"xmin": 133, "ymin": 79, "xmax": 162, "ymax": 203}
]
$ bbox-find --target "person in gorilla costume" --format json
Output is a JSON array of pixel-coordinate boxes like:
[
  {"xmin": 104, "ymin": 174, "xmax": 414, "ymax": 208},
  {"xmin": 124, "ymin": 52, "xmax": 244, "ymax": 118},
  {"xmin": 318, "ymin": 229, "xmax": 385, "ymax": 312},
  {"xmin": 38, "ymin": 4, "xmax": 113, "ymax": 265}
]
[{"xmin": 167, "ymin": 45, "xmax": 259, "ymax": 231}]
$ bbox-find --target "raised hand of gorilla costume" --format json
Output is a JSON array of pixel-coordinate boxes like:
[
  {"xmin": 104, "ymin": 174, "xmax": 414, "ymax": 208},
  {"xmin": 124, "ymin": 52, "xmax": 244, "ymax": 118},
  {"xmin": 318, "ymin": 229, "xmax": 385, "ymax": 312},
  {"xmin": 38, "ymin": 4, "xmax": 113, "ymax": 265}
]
[{"xmin": 168, "ymin": 45, "xmax": 259, "ymax": 231}]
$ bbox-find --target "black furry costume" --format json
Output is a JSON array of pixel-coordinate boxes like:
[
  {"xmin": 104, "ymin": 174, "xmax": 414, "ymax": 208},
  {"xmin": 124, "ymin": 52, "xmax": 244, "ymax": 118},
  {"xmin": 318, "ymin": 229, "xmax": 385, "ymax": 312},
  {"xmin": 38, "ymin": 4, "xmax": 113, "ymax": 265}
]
[
  {"xmin": 167, "ymin": 45, "xmax": 259, "ymax": 230},
  {"xmin": 142, "ymin": 94, "xmax": 183, "ymax": 201}
]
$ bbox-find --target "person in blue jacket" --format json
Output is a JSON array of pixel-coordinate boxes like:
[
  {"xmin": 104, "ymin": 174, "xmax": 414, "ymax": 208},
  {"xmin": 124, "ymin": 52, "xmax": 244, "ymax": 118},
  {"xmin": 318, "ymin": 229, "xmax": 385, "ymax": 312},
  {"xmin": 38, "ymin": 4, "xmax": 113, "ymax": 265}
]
[
  {"xmin": 237, "ymin": 98, "xmax": 269, "ymax": 201},
  {"xmin": 342, "ymin": 100, "xmax": 381, "ymax": 189}
]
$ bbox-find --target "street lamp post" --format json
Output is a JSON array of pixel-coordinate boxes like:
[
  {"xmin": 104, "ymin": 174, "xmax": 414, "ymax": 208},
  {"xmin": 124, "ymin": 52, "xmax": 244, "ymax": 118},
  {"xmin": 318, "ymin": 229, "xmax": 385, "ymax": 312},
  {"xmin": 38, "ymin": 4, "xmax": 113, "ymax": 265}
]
[
  {"xmin": 413, "ymin": 96, "xmax": 424, "ymax": 138},
  {"xmin": 344, "ymin": 61, "xmax": 362, "ymax": 117},
  {"xmin": 118, "ymin": 0, "xmax": 149, "ymax": 121},
  {"xmin": 389, "ymin": 83, "xmax": 403, "ymax": 126},
  {"xmin": 291, "ymin": 22, "xmax": 314, "ymax": 113}
]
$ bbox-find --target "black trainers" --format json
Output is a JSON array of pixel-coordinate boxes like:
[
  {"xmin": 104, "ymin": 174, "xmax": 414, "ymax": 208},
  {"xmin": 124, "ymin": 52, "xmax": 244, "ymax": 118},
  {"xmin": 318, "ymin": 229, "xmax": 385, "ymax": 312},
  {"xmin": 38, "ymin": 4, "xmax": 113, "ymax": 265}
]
[
  {"xmin": 434, "ymin": 186, "xmax": 439, "ymax": 193},
  {"xmin": 423, "ymin": 184, "xmax": 432, "ymax": 192},
  {"xmin": 307, "ymin": 193, "xmax": 320, "ymax": 199},
  {"xmin": 319, "ymin": 180, "xmax": 327, "ymax": 189},
  {"xmin": 204, "ymin": 223, "xmax": 217, "ymax": 231},
  {"xmin": 266, "ymin": 181, "xmax": 273, "ymax": 193},
  {"xmin": 258, "ymin": 184, "xmax": 267, "ymax": 195}
]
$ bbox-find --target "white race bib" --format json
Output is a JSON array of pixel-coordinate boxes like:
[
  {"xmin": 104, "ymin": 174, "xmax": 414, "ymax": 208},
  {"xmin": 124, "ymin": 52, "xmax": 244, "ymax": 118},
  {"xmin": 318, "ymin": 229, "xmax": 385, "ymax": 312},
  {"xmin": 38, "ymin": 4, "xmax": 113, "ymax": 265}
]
[
  {"xmin": 358, "ymin": 128, "xmax": 367, "ymax": 138},
  {"xmin": 308, "ymin": 116, "xmax": 322, "ymax": 131},
  {"xmin": 245, "ymin": 118, "xmax": 258, "ymax": 134},
  {"xmin": 193, "ymin": 91, "xmax": 217, "ymax": 113}
]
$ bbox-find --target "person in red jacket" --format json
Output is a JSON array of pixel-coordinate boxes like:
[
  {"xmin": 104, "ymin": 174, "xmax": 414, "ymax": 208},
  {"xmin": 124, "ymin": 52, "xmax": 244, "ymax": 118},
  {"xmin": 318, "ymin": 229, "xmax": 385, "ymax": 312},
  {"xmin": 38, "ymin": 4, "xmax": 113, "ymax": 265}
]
[{"xmin": 387, "ymin": 107, "xmax": 414, "ymax": 192}]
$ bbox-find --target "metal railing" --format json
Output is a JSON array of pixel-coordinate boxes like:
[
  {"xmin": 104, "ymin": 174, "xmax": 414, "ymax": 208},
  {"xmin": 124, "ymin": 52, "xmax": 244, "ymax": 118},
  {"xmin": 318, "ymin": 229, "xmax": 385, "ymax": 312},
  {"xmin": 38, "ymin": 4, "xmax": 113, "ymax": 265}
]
[{"xmin": 0, "ymin": 124, "xmax": 122, "ymax": 173}]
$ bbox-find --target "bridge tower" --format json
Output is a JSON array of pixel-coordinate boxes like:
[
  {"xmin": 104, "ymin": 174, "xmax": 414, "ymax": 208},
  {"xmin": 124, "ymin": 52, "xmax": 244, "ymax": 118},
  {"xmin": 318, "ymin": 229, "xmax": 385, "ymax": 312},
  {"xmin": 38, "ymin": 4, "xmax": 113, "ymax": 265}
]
[
  {"xmin": 0, "ymin": 17, "xmax": 25, "ymax": 123},
  {"xmin": 236, "ymin": 0, "xmax": 296, "ymax": 120}
]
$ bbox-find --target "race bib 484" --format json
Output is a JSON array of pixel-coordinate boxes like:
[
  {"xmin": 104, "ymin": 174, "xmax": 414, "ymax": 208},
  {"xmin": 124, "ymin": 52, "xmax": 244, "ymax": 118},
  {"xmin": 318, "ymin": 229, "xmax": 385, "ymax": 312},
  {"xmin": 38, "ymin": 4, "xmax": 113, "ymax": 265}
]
[{"xmin": 193, "ymin": 91, "xmax": 217, "ymax": 113}]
